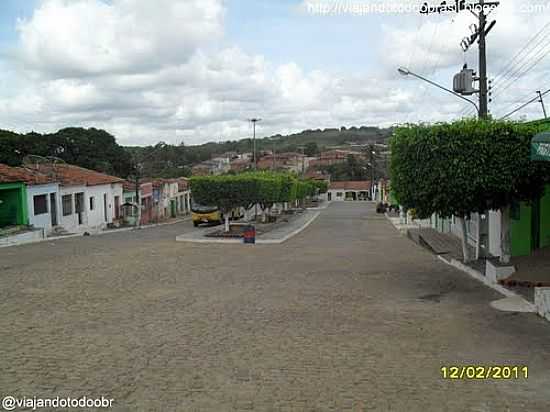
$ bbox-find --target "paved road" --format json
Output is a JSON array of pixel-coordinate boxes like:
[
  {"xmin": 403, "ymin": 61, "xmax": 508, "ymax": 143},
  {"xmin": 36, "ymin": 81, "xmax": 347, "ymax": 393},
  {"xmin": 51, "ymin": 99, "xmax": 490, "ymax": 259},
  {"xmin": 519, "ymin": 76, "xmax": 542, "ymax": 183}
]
[{"xmin": 1, "ymin": 202, "xmax": 550, "ymax": 411}]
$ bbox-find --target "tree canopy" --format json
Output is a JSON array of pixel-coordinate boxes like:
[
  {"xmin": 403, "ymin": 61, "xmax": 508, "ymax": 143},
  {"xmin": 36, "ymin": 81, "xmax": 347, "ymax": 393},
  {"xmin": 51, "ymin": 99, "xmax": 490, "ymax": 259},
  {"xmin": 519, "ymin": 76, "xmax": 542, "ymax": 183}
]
[
  {"xmin": 0, "ymin": 127, "xmax": 133, "ymax": 177},
  {"xmin": 390, "ymin": 119, "xmax": 550, "ymax": 219},
  {"xmin": 190, "ymin": 172, "xmax": 320, "ymax": 214}
]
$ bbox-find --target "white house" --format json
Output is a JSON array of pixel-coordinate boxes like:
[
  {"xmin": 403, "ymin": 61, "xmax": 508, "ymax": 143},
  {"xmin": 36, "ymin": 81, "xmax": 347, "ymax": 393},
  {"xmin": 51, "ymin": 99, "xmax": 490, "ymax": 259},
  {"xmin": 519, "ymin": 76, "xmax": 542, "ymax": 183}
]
[
  {"xmin": 28, "ymin": 164, "xmax": 124, "ymax": 234},
  {"xmin": 27, "ymin": 182, "xmax": 61, "ymax": 236},
  {"xmin": 327, "ymin": 181, "xmax": 372, "ymax": 202}
]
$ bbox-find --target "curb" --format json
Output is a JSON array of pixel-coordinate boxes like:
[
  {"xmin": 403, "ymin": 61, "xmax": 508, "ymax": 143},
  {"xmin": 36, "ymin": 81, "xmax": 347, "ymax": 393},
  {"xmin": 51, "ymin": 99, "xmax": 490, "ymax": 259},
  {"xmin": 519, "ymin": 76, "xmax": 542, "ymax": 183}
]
[
  {"xmin": 306, "ymin": 201, "xmax": 330, "ymax": 211},
  {"xmin": 437, "ymin": 255, "xmax": 536, "ymax": 312},
  {"xmin": 176, "ymin": 212, "xmax": 321, "ymax": 245}
]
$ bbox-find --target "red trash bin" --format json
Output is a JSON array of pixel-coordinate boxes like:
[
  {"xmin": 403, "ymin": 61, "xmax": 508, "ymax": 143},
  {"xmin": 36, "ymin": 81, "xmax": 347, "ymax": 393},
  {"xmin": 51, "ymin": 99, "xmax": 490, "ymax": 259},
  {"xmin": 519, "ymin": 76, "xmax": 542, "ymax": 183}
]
[{"xmin": 243, "ymin": 225, "xmax": 256, "ymax": 244}]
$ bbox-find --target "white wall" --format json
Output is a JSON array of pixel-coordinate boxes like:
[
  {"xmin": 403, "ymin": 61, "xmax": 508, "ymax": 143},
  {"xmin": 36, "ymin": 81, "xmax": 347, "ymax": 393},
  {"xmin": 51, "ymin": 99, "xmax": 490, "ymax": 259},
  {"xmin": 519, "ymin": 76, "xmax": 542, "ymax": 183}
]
[
  {"xmin": 86, "ymin": 185, "xmax": 110, "ymax": 229},
  {"xmin": 328, "ymin": 189, "xmax": 369, "ymax": 201},
  {"xmin": 60, "ymin": 185, "xmax": 87, "ymax": 233},
  {"xmin": 328, "ymin": 189, "xmax": 346, "ymax": 201},
  {"xmin": 26, "ymin": 183, "xmax": 60, "ymax": 235},
  {"xmin": 59, "ymin": 183, "xmax": 123, "ymax": 233}
]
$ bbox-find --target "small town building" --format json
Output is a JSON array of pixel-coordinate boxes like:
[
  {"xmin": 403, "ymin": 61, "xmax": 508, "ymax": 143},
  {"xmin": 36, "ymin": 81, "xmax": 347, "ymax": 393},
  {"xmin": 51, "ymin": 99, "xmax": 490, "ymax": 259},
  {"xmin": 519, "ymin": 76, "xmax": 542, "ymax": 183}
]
[
  {"xmin": 0, "ymin": 164, "xmax": 51, "ymax": 229},
  {"xmin": 328, "ymin": 181, "xmax": 372, "ymax": 202},
  {"xmin": 192, "ymin": 156, "xmax": 231, "ymax": 176},
  {"xmin": 309, "ymin": 150, "xmax": 364, "ymax": 168},
  {"xmin": 175, "ymin": 177, "xmax": 191, "ymax": 216},
  {"xmin": 27, "ymin": 163, "xmax": 124, "ymax": 234},
  {"xmin": 122, "ymin": 181, "xmax": 154, "ymax": 226}
]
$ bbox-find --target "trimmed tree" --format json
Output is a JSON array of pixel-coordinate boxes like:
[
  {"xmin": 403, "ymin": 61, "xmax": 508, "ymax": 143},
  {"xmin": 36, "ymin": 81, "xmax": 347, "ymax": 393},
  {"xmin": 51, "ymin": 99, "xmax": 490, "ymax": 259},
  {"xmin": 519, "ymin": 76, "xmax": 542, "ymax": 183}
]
[
  {"xmin": 256, "ymin": 172, "xmax": 283, "ymax": 222},
  {"xmin": 190, "ymin": 174, "xmax": 258, "ymax": 232},
  {"xmin": 390, "ymin": 119, "xmax": 550, "ymax": 263}
]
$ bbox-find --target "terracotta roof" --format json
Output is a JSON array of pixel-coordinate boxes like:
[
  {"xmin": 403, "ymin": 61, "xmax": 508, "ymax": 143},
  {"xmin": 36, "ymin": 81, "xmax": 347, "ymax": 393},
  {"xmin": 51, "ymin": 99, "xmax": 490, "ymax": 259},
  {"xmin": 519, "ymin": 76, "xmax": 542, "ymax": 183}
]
[
  {"xmin": 123, "ymin": 180, "xmax": 137, "ymax": 191},
  {"xmin": 123, "ymin": 180, "xmax": 155, "ymax": 193},
  {"xmin": 304, "ymin": 169, "xmax": 330, "ymax": 180},
  {"xmin": 27, "ymin": 164, "xmax": 124, "ymax": 187},
  {"xmin": 329, "ymin": 181, "xmax": 371, "ymax": 191},
  {"xmin": 0, "ymin": 164, "xmax": 54, "ymax": 185}
]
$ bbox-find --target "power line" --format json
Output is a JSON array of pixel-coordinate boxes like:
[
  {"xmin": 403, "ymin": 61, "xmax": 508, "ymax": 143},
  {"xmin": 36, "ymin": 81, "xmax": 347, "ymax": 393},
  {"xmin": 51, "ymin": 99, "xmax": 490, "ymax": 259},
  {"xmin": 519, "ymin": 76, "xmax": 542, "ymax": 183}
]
[
  {"xmin": 497, "ymin": 88, "xmax": 540, "ymax": 117},
  {"xmin": 490, "ymin": 24, "xmax": 550, "ymax": 97},
  {"xmin": 491, "ymin": 22, "xmax": 550, "ymax": 86},
  {"xmin": 491, "ymin": 42, "xmax": 550, "ymax": 100},
  {"xmin": 499, "ymin": 88, "xmax": 550, "ymax": 120}
]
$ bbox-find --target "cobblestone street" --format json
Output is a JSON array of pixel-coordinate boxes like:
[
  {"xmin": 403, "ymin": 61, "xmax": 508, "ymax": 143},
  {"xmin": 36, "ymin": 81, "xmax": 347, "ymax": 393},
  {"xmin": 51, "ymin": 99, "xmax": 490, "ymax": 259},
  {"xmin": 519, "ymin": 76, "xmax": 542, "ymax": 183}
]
[{"xmin": 1, "ymin": 202, "xmax": 550, "ymax": 411}]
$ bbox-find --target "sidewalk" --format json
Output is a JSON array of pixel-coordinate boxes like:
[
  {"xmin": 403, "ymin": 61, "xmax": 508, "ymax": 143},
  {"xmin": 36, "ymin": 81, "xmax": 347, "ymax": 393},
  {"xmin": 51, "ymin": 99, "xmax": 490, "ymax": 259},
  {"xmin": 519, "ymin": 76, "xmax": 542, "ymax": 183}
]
[{"xmin": 385, "ymin": 213, "xmax": 538, "ymax": 315}]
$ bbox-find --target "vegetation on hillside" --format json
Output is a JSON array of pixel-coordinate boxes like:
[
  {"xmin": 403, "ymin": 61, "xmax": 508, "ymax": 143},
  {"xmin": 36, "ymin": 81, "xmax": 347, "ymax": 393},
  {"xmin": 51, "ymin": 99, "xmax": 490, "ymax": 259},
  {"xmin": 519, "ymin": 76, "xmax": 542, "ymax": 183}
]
[{"xmin": 0, "ymin": 125, "xmax": 391, "ymax": 179}]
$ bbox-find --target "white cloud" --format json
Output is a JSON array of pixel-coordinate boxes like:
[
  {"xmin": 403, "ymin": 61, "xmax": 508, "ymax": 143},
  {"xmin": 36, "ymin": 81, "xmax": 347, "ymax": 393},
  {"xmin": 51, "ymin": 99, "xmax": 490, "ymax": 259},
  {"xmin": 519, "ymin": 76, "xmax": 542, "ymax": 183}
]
[
  {"xmin": 15, "ymin": 0, "xmax": 224, "ymax": 77},
  {"xmin": 1, "ymin": 0, "xmax": 549, "ymax": 146}
]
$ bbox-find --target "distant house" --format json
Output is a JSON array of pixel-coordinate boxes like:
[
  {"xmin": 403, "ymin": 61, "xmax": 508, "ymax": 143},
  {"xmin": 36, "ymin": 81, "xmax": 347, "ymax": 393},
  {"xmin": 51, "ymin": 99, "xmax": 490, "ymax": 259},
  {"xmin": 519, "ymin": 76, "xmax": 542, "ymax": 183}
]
[
  {"xmin": 122, "ymin": 180, "xmax": 154, "ymax": 226},
  {"xmin": 230, "ymin": 158, "xmax": 251, "ymax": 172},
  {"xmin": 192, "ymin": 157, "xmax": 231, "ymax": 176},
  {"xmin": 309, "ymin": 150, "xmax": 364, "ymax": 168},
  {"xmin": 256, "ymin": 152, "xmax": 309, "ymax": 174},
  {"xmin": 175, "ymin": 178, "xmax": 191, "ymax": 216},
  {"xmin": 304, "ymin": 169, "xmax": 330, "ymax": 181},
  {"xmin": 328, "ymin": 181, "xmax": 371, "ymax": 202}
]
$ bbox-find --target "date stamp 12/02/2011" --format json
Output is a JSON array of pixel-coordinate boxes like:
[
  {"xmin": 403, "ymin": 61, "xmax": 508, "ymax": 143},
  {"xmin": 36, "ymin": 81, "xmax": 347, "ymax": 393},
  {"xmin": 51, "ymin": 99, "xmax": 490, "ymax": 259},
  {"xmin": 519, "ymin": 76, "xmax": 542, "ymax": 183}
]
[{"xmin": 441, "ymin": 366, "xmax": 528, "ymax": 380}]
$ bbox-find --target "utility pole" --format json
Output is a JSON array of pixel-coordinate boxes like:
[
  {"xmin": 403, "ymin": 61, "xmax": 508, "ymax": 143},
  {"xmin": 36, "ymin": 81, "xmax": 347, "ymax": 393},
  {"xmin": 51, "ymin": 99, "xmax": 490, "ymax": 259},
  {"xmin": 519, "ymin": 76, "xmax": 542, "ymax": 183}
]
[
  {"xmin": 249, "ymin": 118, "xmax": 262, "ymax": 170},
  {"xmin": 430, "ymin": 0, "xmax": 499, "ymax": 118},
  {"xmin": 537, "ymin": 90, "xmax": 548, "ymax": 119},
  {"xmin": 479, "ymin": 0, "xmax": 489, "ymax": 119},
  {"xmin": 478, "ymin": 0, "xmax": 489, "ymax": 119}
]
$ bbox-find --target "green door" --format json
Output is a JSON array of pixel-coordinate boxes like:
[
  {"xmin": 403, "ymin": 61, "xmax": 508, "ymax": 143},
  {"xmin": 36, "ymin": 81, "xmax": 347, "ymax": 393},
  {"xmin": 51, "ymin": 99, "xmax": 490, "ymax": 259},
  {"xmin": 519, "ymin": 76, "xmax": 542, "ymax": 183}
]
[
  {"xmin": 532, "ymin": 195, "xmax": 541, "ymax": 250},
  {"xmin": 170, "ymin": 200, "xmax": 176, "ymax": 218}
]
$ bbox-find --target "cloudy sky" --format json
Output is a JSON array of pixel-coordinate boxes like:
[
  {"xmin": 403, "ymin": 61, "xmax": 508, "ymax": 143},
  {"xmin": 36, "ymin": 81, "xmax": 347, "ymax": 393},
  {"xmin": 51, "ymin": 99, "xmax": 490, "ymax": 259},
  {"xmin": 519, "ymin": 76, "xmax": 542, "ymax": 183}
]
[{"xmin": 0, "ymin": 0, "xmax": 549, "ymax": 146}]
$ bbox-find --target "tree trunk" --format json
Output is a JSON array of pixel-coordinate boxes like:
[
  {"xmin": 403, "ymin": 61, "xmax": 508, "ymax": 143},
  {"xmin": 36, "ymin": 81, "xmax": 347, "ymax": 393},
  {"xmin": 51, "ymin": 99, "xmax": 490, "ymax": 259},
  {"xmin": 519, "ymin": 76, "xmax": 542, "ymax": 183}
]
[
  {"xmin": 457, "ymin": 216, "xmax": 471, "ymax": 263},
  {"xmin": 224, "ymin": 215, "xmax": 230, "ymax": 233},
  {"xmin": 500, "ymin": 205, "xmax": 511, "ymax": 264},
  {"xmin": 261, "ymin": 205, "xmax": 268, "ymax": 223}
]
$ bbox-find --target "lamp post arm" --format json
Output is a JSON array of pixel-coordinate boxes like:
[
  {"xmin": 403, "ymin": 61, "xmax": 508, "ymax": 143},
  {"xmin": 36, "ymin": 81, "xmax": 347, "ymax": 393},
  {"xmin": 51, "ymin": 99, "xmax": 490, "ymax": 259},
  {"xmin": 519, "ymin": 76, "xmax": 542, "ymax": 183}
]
[{"xmin": 407, "ymin": 71, "xmax": 480, "ymax": 116}]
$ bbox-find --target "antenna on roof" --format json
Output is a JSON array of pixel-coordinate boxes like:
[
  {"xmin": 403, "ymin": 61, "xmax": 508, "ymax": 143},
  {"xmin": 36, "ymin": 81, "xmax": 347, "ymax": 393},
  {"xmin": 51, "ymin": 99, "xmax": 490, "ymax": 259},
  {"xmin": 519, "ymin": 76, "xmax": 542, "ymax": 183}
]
[{"xmin": 22, "ymin": 155, "xmax": 65, "ymax": 180}]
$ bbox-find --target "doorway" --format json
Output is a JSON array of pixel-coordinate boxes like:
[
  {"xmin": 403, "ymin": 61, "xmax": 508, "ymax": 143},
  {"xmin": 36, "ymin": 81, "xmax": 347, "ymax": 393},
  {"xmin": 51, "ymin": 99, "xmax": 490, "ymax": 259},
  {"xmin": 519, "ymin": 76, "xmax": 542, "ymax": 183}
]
[
  {"xmin": 49, "ymin": 193, "xmax": 57, "ymax": 226},
  {"xmin": 103, "ymin": 194, "xmax": 108, "ymax": 222},
  {"xmin": 114, "ymin": 196, "xmax": 120, "ymax": 220},
  {"xmin": 75, "ymin": 192, "xmax": 84, "ymax": 225}
]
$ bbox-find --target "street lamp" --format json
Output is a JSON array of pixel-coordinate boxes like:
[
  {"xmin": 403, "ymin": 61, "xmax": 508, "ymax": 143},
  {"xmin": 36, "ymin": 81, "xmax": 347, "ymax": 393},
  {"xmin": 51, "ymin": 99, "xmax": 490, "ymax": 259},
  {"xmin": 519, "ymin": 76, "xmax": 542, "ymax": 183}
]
[
  {"xmin": 249, "ymin": 118, "xmax": 262, "ymax": 169},
  {"xmin": 398, "ymin": 67, "xmax": 480, "ymax": 117}
]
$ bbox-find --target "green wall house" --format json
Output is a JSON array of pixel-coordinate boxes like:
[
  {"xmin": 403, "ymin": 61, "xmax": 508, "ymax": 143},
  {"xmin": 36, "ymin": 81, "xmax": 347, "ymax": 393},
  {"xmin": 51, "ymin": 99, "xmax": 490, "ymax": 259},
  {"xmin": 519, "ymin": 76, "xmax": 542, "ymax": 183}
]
[
  {"xmin": 0, "ymin": 182, "xmax": 29, "ymax": 228},
  {"xmin": 510, "ymin": 185, "xmax": 550, "ymax": 257}
]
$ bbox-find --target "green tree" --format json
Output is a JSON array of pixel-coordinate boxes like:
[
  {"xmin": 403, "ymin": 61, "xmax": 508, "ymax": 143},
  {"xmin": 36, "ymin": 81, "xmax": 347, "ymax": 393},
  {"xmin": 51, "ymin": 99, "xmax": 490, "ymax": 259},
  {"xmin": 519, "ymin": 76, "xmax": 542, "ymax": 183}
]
[
  {"xmin": 304, "ymin": 142, "xmax": 319, "ymax": 156},
  {"xmin": 190, "ymin": 174, "xmax": 259, "ymax": 231},
  {"xmin": 390, "ymin": 119, "xmax": 550, "ymax": 262}
]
